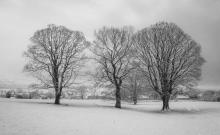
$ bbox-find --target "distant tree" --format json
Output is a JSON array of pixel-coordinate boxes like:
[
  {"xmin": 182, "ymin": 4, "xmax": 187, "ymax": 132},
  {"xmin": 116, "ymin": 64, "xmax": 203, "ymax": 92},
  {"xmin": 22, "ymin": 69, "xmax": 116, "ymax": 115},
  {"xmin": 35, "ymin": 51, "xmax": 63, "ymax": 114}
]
[
  {"xmin": 201, "ymin": 90, "xmax": 216, "ymax": 101},
  {"xmin": 184, "ymin": 87, "xmax": 200, "ymax": 99},
  {"xmin": 65, "ymin": 89, "xmax": 77, "ymax": 99},
  {"xmin": 89, "ymin": 81, "xmax": 101, "ymax": 99},
  {"xmin": 133, "ymin": 22, "xmax": 205, "ymax": 111},
  {"xmin": 76, "ymin": 85, "xmax": 87, "ymax": 99},
  {"xmin": 123, "ymin": 64, "xmax": 145, "ymax": 104},
  {"xmin": 92, "ymin": 26, "xmax": 133, "ymax": 108},
  {"xmin": 24, "ymin": 24, "xmax": 87, "ymax": 104},
  {"xmin": 29, "ymin": 90, "xmax": 41, "ymax": 99}
]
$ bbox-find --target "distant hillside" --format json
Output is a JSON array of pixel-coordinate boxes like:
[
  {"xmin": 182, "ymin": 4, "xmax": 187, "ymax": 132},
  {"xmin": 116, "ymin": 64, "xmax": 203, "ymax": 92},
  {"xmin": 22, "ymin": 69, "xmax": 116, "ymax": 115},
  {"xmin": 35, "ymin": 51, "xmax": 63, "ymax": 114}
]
[{"xmin": 0, "ymin": 80, "xmax": 27, "ymax": 89}]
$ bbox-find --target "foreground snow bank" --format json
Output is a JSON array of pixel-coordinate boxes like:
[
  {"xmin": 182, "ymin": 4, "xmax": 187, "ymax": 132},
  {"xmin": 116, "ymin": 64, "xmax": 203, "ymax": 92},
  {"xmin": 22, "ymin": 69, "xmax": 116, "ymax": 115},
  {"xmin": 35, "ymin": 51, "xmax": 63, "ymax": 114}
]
[{"xmin": 0, "ymin": 98, "xmax": 220, "ymax": 135}]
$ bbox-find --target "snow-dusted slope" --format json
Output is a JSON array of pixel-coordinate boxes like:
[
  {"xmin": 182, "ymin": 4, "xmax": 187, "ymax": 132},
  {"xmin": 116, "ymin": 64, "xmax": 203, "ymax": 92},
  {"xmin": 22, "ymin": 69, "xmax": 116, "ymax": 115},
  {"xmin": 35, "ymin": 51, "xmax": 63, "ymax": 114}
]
[{"xmin": 0, "ymin": 98, "xmax": 219, "ymax": 135}]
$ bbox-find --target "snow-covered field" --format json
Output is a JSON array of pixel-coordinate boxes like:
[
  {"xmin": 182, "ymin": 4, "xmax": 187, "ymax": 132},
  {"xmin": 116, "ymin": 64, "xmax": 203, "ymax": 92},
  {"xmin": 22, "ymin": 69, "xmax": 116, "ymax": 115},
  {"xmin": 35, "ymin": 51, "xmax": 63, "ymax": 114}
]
[{"xmin": 0, "ymin": 98, "xmax": 220, "ymax": 135}]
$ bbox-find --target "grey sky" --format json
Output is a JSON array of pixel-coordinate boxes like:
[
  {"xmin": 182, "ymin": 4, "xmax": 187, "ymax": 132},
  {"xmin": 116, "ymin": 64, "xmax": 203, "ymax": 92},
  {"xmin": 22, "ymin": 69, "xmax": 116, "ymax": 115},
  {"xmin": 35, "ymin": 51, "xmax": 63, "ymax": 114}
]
[{"xmin": 0, "ymin": 0, "xmax": 219, "ymax": 89}]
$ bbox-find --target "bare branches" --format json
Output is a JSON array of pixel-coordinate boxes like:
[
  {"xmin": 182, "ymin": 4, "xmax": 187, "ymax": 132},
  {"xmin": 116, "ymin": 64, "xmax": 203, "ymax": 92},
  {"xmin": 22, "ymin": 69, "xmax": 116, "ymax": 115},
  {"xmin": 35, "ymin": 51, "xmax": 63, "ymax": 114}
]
[
  {"xmin": 24, "ymin": 24, "xmax": 87, "ymax": 92},
  {"xmin": 133, "ymin": 22, "xmax": 205, "ymax": 96},
  {"xmin": 91, "ymin": 26, "xmax": 134, "ymax": 108},
  {"xmin": 92, "ymin": 26, "xmax": 133, "ymax": 87}
]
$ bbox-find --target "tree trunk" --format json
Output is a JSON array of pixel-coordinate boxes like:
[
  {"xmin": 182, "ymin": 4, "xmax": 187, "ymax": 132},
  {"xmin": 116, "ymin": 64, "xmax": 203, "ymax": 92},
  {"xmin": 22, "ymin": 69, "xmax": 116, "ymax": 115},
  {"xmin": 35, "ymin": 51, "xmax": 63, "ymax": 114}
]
[
  {"xmin": 54, "ymin": 89, "xmax": 61, "ymax": 104},
  {"xmin": 115, "ymin": 86, "xmax": 121, "ymax": 108},
  {"xmin": 133, "ymin": 97, "xmax": 137, "ymax": 105},
  {"xmin": 133, "ymin": 90, "xmax": 137, "ymax": 105},
  {"xmin": 161, "ymin": 94, "xmax": 170, "ymax": 111}
]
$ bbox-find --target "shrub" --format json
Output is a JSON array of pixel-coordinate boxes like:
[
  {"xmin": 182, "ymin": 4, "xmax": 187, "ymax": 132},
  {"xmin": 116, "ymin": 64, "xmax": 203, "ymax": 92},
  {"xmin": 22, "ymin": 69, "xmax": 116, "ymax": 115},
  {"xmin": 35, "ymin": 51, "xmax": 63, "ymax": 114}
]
[
  {"xmin": 40, "ymin": 92, "xmax": 54, "ymax": 99},
  {"xmin": 6, "ymin": 91, "xmax": 11, "ymax": 98},
  {"xmin": 201, "ymin": 91, "xmax": 215, "ymax": 101},
  {"xmin": 216, "ymin": 97, "xmax": 220, "ymax": 102},
  {"xmin": 41, "ymin": 95, "xmax": 48, "ymax": 99},
  {"xmin": 148, "ymin": 92, "xmax": 160, "ymax": 100},
  {"xmin": 184, "ymin": 89, "xmax": 200, "ymax": 99},
  {"xmin": 29, "ymin": 91, "xmax": 40, "ymax": 99},
  {"xmin": 15, "ymin": 93, "xmax": 30, "ymax": 99},
  {"xmin": 200, "ymin": 90, "xmax": 220, "ymax": 101},
  {"xmin": 44, "ymin": 92, "xmax": 54, "ymax": 99}
]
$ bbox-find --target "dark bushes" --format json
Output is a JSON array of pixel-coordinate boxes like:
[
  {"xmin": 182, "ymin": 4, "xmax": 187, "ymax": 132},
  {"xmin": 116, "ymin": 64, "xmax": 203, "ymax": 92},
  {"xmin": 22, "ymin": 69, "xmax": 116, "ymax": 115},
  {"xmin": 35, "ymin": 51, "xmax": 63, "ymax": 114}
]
[
  {"xmin": 15, "ymin": 93, "xmax": 30, "ymax": 99},
  {"xmin": 6, "ymin": 91, "xmax": 12, "ymax": 98},
  {"xmin": 200, "ymin": 90, "xmax": 220, "ymax": 102}
]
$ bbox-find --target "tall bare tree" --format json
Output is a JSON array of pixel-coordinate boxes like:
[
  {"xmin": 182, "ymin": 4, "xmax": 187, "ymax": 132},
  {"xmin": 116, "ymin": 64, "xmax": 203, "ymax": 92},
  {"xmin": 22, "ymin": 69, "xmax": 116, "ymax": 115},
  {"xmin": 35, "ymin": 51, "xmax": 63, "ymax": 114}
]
[
  {"xmin": 24, "ymin": 24, "xmax": 87, "ymax": 104},
  {"xmin": 133, "ymin": 22, "xmax": 205, "ymax": 111},
  {"xmin": 92, "ymin": 26, "xmax": 133, "ymax": 108}
]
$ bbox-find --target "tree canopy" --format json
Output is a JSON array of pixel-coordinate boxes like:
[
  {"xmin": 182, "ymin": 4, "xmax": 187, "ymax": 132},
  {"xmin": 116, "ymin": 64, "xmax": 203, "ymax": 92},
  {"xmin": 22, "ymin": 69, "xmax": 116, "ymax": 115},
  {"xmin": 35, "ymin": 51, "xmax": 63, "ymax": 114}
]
[
  {"xmin": 24, "ymin": 24, "xmax": 87, "ymax": 104},
  {"xmin": 133, "ymin": 22, "xmax": 205, "ymax": 110}
]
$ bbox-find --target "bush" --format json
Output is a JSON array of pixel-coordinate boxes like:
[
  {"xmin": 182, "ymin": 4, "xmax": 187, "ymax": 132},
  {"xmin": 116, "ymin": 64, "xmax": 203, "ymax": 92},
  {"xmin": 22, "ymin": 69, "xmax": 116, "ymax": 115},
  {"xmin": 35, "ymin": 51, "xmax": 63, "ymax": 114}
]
[
  {"xmin": 6, "ymin": 91, "xmax": 12, "ymax": 98},
  {"xmin": 216, "ymin": 97, "xmax": 220, "ymax": 102},
  {"xmin": 44, "ymin": 92, "xmax": 54, "ymax": 99},
  {"xmin": 184, "ymin": 89, "xmax": 200, "ymax": 99},
  {"xmin": 201, "ymin": 91, "xmax": 215, "ymax": 101},
  {"xmin": 200, "ymin": 90, "xmax": 220, "ymax": 102},
  {"xmin": 15, "ymin": 93, "xmax": 30, "ymax": 99},
  {"xmin": 29, "ymin": 91, "xmax": 40, "ymax": 99},
  {"xmin": 148, "ymin": 92, "xmax": 160, "ymax": 100},
  {"xmin": 40, "ymin": 92, "xmax": 54, "ymax": 99},
  {"xmin": 41, "ymin": 95, "xmax": 48, "ymax": 99}
]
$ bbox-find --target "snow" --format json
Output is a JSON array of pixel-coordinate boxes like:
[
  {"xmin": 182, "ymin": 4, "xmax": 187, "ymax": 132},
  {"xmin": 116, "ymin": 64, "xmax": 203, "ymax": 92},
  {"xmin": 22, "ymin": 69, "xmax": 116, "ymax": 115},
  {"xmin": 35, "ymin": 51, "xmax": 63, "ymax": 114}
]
[{"xmin": 0, "ymin": 98, "xmax": 220, "ymax": 135}]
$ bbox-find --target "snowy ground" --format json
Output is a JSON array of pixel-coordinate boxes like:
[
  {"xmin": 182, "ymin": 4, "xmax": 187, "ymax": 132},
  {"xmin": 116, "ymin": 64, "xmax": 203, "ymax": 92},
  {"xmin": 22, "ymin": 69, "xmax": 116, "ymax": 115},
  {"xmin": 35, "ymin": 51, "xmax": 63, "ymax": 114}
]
[{"xmin": 0, "ymin": 98, "xmax": 220, "ymax": 135}]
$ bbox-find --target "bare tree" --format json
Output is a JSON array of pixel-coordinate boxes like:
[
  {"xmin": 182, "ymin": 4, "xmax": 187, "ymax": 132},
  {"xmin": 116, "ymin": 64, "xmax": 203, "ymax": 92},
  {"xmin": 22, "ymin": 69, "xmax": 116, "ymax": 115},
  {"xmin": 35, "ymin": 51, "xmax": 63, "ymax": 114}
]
[
  {"xmin": 24, "ymin": 24, "xmax": 87, "ymax": 104},
  {"xmin": 133, "ymin": 22, "xmax": 205, "ymax": 111},
  {"xmin": 92, "ymin": 26, "xmax": 133, "ymax": 108},
  {"xmin": 76, "ymin": 85, "xmax": 87, "ymax": 99},
  {"xmin": 90, "ymin": 81, "xmax": 101, "ymax": 99},
  {"xmin": 123, "ymin": 63, "xmax": 145, "ymax": 105}
]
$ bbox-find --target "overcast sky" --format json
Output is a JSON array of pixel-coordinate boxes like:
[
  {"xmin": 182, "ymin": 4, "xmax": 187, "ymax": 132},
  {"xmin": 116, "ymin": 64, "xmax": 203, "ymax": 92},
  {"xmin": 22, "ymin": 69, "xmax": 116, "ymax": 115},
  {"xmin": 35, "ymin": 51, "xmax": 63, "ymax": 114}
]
[{"xmin": 0, "ymin": 0, "xmax": 219, "ymax": 89}]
